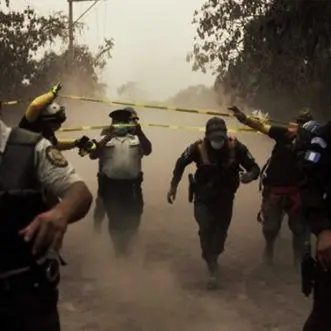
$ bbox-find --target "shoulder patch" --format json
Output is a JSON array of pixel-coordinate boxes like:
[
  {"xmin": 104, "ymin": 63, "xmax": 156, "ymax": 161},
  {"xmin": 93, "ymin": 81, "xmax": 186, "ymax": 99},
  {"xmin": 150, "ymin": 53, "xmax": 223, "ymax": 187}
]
[
  {"xmin": 304, "ymin": 150, "xmax": 321, "ymax": 163},
  {"xmin": 45, "ymin": 146, "xmax": 68, "ymax": 167},
  {"xmin": 311, "ymin": 137, "xmax": 327, "ymax": 149}
]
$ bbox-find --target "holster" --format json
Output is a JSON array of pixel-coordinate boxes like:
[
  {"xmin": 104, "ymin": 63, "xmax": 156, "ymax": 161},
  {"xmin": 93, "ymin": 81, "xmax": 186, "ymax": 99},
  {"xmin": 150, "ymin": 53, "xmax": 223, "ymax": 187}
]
[
  {"xmin": 300, "ymin": 243, "xmax": 316, "ymax": 297},
  {"xmin": 188, "ymin": 173, "xmax": 195, "ymax": 203},
  {"xmin": 32, "ymin": 257, "xmax": 61, "ymax": 287}
]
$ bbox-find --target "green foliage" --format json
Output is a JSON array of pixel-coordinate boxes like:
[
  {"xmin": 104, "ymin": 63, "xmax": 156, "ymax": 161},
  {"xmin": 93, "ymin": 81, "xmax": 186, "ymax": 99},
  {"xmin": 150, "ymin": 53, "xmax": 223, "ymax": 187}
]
[{"xmin": 190, "ymin": 0, "xmax": 331, "ymax": 118}]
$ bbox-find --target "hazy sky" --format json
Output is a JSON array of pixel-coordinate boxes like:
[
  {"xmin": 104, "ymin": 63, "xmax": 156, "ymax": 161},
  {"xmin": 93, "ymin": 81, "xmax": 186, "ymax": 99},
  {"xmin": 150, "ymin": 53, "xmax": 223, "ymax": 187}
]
[{"xmin": 12, "ymin": 0, "xmax": 214, "ymax": 100}]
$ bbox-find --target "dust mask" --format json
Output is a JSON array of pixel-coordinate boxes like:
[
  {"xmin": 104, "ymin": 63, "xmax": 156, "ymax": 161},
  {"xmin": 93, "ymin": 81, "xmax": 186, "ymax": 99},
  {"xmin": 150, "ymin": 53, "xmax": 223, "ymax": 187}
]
[{"xmin": 210, "ymin": 140, "xmax": 225, "ymax": 150}]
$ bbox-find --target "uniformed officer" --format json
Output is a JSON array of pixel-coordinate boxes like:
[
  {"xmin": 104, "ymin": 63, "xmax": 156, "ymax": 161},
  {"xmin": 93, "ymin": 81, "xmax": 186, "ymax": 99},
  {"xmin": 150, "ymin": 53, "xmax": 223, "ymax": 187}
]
[
  {"xmin": 18, "ymin": 83, "xmax": 94, "ymax": 153},
  {"xmin": 90, "ymin": 107, "xmax": 152, "ymax": 257},
  {"xmin": 230, "ymin": 105, "xmax": 312, "ymax": 266},
  {"xmin": 0, "ymin": 117, "xmax": 92, "ymax": 331},
  {"xmin": 167, "ymin": 117, "xmax": 260, "ymax": 287},
  {"xmin": 293, "ymin": 121, "xmax": 331, "ymax": 331}
]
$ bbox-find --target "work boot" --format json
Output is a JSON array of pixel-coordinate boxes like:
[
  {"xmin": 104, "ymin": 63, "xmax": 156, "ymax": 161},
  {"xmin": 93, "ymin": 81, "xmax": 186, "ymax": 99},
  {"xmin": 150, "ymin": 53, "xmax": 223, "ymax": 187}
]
[{"xmin": 263, "ymin": 242, "xmax": 274, "ymax": 265}]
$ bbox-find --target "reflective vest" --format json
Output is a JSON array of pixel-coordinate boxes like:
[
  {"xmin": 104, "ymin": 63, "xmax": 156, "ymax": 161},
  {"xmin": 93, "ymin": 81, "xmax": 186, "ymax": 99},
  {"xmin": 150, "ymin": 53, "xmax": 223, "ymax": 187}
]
[{"xmin": 0, "ymin": 128, "xmax": 48, "ymax": 272}]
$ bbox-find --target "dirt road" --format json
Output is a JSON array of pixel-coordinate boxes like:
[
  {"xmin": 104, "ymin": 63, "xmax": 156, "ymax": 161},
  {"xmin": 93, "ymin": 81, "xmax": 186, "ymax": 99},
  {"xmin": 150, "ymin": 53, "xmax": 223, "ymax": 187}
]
[{"xmin": 57, "ymin": 108, "xmax": 311, "ymax": 331}]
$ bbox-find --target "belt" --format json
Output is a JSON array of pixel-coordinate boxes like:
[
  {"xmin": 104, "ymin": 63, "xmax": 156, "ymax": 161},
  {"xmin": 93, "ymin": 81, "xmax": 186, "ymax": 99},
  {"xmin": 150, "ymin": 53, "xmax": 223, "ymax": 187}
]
[{"xmin": 0, "ymin": 253, "xmax": 60, "ymax": 281}]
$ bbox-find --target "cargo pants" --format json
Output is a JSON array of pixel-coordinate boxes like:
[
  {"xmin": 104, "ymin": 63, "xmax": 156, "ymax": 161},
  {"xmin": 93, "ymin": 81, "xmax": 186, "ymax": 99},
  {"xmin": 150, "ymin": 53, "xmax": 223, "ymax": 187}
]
[
  {"xmin": 193, "ymin": 194, "xmax": 234, "ymax": 270},
  {"xmin": 260, "ymin": 186, "xmax": 310, "ymax": 261},
  {"xmin": 97, "ymin": 174, "xmax": 144, "ymax": 256}
]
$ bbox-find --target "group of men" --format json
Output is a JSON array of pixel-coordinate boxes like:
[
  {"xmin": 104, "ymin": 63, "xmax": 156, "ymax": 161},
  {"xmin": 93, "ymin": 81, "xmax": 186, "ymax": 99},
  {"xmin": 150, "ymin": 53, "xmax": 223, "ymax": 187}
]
[{"xmin": 1, "ymin": 82, "xmax": 331, "ymax": 330}]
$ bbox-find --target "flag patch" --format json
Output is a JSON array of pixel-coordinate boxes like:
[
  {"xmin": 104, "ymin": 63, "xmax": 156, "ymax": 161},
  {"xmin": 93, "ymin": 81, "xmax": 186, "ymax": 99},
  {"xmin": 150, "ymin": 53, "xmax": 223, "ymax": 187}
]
[{"xmin": 304, "ymin": 150, "xmax": 321, "ymax": 163}]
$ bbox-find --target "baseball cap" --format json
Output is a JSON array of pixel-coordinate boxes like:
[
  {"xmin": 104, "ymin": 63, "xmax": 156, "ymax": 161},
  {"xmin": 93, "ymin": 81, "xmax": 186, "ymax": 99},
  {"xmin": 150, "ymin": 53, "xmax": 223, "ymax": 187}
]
[
  {"xmin": 205, "ymin": 117, "xmax": 227, "ymax": 140},
  {"xmin": 109, "ymin": 108, "xmax": 132, "ymax": 122}
]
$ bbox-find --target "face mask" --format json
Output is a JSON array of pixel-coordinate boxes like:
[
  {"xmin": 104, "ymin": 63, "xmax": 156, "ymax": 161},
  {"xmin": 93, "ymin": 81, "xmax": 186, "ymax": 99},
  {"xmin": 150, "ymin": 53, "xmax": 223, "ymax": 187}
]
[
  {"xmin": 115, "ymin": 126, "xmax": 129, "ymax": 136},
  {"xmin": 210, "ymin": 140, "xmax": 224, "ymax": 150}
]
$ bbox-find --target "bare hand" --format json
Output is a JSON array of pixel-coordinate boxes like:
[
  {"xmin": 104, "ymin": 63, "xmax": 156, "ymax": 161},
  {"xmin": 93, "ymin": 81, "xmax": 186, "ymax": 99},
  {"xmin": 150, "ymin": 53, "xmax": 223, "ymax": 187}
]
[
  {"xmin": 19, "ymin": 209, "xmax": 68, "ymax": 256},
  {"xmin": 316, "ymin": 229, "xmax": 331, "ymax": 271},
  {"xmin": 167, "ymin": 186, "xmax": 177, "ymax": 204}
]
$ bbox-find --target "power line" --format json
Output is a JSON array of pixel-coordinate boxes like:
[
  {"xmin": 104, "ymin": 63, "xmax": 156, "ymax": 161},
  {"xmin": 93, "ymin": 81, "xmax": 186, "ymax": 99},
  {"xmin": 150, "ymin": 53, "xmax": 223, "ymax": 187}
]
[{"xmin": 73, "ymin": 0, "xmax": 102, "ymax": 26}]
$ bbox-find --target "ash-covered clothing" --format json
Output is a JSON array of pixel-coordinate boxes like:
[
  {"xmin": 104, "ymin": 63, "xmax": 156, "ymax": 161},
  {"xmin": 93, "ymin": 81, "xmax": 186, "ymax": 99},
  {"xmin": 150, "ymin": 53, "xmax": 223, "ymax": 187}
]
[
  {"xmin": 263, "ymin": 126, "xmax": 299, "ymax": 187},
  {"xmin": 95, "ymin": 130, "xmax": 151, "ymax": 256},
  {"xmin": 296, "ymin": 122, "xmax": 331, "ymax": 235},
  {"xmin": 0, "ymin": 120, "xmax": 83, "ymax": 331},
  {"xmin": 294, "ymin": 122, "xmax": 331, "ymax": 331},
  {"xmin": 170, "ymin": 137, "xmax": 259, "ymax": 268},
  {"xmin": 171, "ymin": 137, "xmax": 260, "ymax": 195},
  {"xmin": 99, "ymin": 135, "xmax": 142, "ymax": 180},
  {"xmin": 260, "ymin": 186, "xmax": 309, "ymax": 261}
]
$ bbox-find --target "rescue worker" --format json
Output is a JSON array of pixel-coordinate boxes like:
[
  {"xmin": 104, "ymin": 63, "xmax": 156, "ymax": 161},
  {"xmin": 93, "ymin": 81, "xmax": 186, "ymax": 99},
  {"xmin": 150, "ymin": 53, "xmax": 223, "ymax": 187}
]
[
  {"xmin": 89, "ymin": 107, "xmax": 152, "ymax": 256},
  {"xmin": 18, "ymin": 83, "xmax": 94, "ymax": 153},
  {"xmin": 293, "ymin": 120, "xmax": 331, "ymax": 331},
  {"xmin": 230, "ymin": 105, "xmax": 312, "ymax": 266},
  {"xmin": 166, "ymin": 117, "xmax": 260, "ymax": 287},
  {"xmin": 0, "ymin": 117, "xmax": 92, "ymax": 330}
]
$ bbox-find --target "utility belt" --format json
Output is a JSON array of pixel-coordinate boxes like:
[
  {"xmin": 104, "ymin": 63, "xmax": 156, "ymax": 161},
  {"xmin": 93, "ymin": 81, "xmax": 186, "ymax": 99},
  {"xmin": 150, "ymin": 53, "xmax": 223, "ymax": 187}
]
[
  {"xmin": 188, "ymin": 173, "xmax": 226, "ymax": 202},
  {"xmin": 0, "ymin": 257, "xmax": 60, "ymax": 292},
  {"xmin": 98, "ymin": 172, "xmax": 143, "ymax": 198},
  {"xmin": 98, "ymin": 172, "xmax": 143, "ymax": 186}
]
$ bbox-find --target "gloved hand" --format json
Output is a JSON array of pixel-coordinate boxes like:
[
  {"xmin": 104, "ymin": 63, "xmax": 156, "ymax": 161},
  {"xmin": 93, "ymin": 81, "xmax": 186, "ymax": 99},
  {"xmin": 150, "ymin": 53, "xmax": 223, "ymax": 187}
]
[
  {"xmin": 167, "ymin": 185, "xmax": 177, "ymax": 204},
  {"xmin": 75, "ymin": 136, "xmax": 97, "ymax": 157},
  {"xmin": 50, "ymin": 83, "xmax": 62, "ymax": 96},
  {"xmin": 228, "ymin": 106, "xmax": 247, "ymax": 124},
  {"xmin": 240, "ymin": 171, "xmax": 255, "ymax": 184},
  {"xmin": 75, "ymin": 135, "xmax": 91, "ymax": 149},
  {"xmin": 134, "ymin": 123, "xmax": 142, "ymax": 134}
]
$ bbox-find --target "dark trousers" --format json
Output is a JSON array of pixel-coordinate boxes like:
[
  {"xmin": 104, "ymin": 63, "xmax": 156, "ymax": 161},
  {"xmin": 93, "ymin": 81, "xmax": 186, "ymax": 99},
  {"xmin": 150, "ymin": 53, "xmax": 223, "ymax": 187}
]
[
  {"xmin": 193, "ymin": 195, "xmax": 234, "ymax": 267},
  {"xmin": 303, "ymin": 263, "xmax": 331, "ymax": 331},
  {"xmin": 0, "ymin": 271, "xmax": 60, "ymax": 331},
  {"xmin": 97, "ymin": 175, "xmax": 144, "ymax": 256},
  {"xmin": 261, "ymin": 187, "xmax": 310, "ymax": 260}
]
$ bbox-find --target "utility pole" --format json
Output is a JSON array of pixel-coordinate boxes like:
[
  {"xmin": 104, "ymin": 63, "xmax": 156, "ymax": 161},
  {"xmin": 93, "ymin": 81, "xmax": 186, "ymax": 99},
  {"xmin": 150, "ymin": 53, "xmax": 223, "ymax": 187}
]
[
  {"xmin": 67, "ymin": 0, "xmax": 101, "ymax": 58},
  {"xmin": 68, "ymin": 0, "xmax": 73, "ymax": 54}
]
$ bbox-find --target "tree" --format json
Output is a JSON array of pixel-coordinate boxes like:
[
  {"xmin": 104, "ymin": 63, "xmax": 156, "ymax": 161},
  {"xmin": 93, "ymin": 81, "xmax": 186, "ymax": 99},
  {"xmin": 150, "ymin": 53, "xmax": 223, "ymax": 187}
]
[
  {"xmin": 189, "ymin": 0, "xmax": 331, "ymax": 118},
  {"xmin": 0, "ymin": 0, "xmax": 114, "ymax": 103},
  {"xmin": 166, "ymin": 84, "xmax": 219, "ymax": 109}
]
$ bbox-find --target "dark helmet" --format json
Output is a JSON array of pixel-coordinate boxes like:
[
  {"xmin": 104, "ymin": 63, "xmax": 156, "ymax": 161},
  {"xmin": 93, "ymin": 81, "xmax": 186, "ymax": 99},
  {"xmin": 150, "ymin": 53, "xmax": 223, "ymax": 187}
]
[{"xmin": 296, "ymin": 108, "xmax": 313, "ymax": 125}]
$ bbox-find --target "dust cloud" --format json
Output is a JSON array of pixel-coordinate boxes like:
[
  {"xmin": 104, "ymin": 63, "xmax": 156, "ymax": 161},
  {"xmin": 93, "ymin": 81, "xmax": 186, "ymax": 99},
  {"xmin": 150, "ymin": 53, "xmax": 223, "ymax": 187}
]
[{"xmin": 54, "ymin": 91, "xmax": 310, "ymax": 331}]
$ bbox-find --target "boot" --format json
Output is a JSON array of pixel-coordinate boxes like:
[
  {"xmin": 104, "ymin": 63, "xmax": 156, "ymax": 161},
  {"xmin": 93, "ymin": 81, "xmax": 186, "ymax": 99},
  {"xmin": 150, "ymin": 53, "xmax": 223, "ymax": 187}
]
[
  {"xmin": 263, "ymin": 242, "xmax": 274, "ymax": 265},
  {"xmin": 206, "ymin": 260, "xmax": 219, "ymax": 289}
]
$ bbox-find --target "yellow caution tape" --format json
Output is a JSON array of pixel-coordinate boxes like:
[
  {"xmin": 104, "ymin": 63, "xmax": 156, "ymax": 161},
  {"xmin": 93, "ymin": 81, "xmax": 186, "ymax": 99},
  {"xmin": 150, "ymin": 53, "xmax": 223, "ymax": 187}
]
[
  {"xmin": 0, "ymin": 93, "xmax": 295, "ymax": 127},
  {"xmin": 58, "ymin": 94, "xmax": 232, "ymax": 118},
  {"xmin": 58, "ymin": 122, "xmax": 262, "ymax": 134}
]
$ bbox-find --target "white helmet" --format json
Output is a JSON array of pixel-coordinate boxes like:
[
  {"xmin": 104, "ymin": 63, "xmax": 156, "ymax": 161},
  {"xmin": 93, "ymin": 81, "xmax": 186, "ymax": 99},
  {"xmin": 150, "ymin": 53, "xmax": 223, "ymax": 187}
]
[{"xmin": 41, "ymin": 102, "xmax": 66, "ymax": 123}]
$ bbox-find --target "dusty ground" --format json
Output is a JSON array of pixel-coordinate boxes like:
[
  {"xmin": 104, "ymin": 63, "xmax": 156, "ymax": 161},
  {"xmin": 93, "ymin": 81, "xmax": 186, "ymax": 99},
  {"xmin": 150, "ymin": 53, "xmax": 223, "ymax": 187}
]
[{"xmin": 57, "ymin": 107, "xmax": 311, "ymax": 331}]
